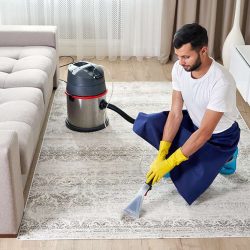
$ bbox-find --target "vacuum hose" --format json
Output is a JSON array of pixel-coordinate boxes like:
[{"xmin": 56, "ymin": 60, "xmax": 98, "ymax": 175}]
[{"xmin": 99, "ymin": 99, "xmax": 135, "ymax": 124}]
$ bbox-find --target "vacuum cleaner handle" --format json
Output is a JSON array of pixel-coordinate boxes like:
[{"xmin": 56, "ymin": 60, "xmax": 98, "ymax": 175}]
[
  {"xmin": 147, "ymin": 179, "xmax": 153, "ymax": 186},
  {"xmin": 144, "ymin": 179, "xmax": 153, "ymax": 196}
]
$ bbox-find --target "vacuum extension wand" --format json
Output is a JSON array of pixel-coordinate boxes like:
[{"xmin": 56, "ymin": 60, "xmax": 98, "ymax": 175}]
[{"xmin": 99, "ymin": 99, "xmax": 135, "ymax": 124}]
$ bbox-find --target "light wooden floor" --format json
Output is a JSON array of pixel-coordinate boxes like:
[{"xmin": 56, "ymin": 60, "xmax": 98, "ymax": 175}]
[{"xmin": 1, "ymin": 57, "xmax": 249, "ymax": 250}]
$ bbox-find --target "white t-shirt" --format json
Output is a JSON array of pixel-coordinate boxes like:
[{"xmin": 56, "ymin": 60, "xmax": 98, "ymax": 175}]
[{"xmin": 172, "ymin": 59, "xmax": 238, "ymax": 133}]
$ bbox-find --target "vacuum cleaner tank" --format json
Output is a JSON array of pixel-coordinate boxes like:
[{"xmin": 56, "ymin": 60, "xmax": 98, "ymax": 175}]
[{"xmin": 65, "ymin": 61, "xmax": 108, "ymax": 132}]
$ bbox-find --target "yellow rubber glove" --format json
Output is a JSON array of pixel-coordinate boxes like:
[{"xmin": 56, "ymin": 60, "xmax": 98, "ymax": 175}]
[
  {"xmin": 149, "ymin": 141, "xmax": 172, "ymax": 172},
  {"xmin": 146, "ymin": 148, "xmax": 188, "ymax": 185},
  {"xmin": 157, "ymin": 140, "xmax": 172, "ymax": 160}
]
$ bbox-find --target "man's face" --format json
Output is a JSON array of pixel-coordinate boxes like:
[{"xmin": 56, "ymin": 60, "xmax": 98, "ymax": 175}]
[{"xmin": 174, "ymin": 43, "xmax": 202, "ymax": 72}]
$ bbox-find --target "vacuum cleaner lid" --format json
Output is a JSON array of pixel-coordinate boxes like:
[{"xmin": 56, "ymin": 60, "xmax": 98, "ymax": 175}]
[{"xmin": 67, "ymin": 61, "xmax": 106, "ymax": 96}]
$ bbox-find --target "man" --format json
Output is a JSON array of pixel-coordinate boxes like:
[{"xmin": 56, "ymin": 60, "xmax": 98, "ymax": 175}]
[{"xmin": 133, "ymin": 23, "xmax": 240, "ymax": 205}]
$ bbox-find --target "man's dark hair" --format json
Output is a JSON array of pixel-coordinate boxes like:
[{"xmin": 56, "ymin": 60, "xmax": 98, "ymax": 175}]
[{"xmin": 173, "ymin": 23, "xmax": 208, "ymax": 50}]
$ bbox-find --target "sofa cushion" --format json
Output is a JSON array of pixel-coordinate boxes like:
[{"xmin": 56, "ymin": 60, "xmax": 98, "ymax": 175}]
[
  {"xmin": 0, "ymin": 47, "xmax": 25, "ymax": 59},
  {"xmin": 0, "ymin": 88, "xmax": 44, "ymax": 174},
  {"xmin": 0, "ymin": 46, "xmax": 56, "ymax": 62},
  {"xmin": 0, "ymin": 87, "xmax": 44, "ymax": 110},
  {"xmin": 0, "ymin": 72, "xmax": 7, "ymax": 87},
  {"xmin": 0, "ymin": 57, "xmax": 16, "ymax": 73},
  {"xmin": 19, "ymin": 46, "xmax": 56, "ymax": 61},
  {"xmin": 12, "ymin": 56, "xmax": 53, "ymax": 76},
  {"xmin": 0, "ymin": 46, "xmax": 56, "ymax": 106},
  {"xmin": 3, "ymin": 69, "xmax": 48, "ymax": 97}
]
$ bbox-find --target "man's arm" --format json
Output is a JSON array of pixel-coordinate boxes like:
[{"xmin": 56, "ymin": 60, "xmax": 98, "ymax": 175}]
[
  {"xmin": 146, "ymin": 109, "xmax": 224, "ymax": 184},
  {"xmin": 162, "ymin": 90, "xmax": 184, "ymax": 142},
  {"xmin": 181, "ymin": 109, "xmax": 223, "ymax": 157}
]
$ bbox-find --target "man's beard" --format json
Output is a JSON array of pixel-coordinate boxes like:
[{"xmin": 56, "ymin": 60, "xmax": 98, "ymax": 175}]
[{"xmin": 183, "ymin": 55, "xmax": 202, "ymax": 72}]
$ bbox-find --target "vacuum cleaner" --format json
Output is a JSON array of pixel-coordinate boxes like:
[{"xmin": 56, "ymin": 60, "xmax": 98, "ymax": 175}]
[
  {"xmin": 65, "ymin": 61, "xmax": 135, "ymax": 132},
  {"xmin": 65, "ymin": 61, "xmax": 152, "ymax": 219}
]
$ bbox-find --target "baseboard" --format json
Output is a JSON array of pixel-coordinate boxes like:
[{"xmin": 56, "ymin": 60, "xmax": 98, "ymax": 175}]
[{"xmin": 0, "ymin": 234, "xmax": 17, "ymax": 238}]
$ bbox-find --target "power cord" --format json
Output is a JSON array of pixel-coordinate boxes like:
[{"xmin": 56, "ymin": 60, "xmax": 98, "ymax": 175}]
[
  {"xmin": 60, "ymin": 79, "xmax": 68, "ymax": 84},
  {"xmin": 59, "ymin": 56, "xmax": 75, "ymax": 83},
  {"xmin": 59, "ymin": 56, "xmax": 75, "ymax": 68}
]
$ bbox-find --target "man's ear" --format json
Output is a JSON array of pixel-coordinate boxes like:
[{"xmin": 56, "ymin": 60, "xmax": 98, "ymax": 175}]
[{"xmin": 201, "ymin": 46, "xmax": 208, "ymax": 55}]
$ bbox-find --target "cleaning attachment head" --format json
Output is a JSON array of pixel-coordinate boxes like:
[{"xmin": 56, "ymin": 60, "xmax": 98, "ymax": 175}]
[{"xmin": 122, "ymin": 182, "xmax": 152, "ymax": 219}]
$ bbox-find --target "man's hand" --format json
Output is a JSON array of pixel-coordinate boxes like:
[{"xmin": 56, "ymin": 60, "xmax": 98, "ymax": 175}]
[
  {"xmin": 148, "ymin": 141, "xmax": 171, "ymax": 176},
  {"xmin": 146, "ymin": 148, "xmax": 188, "ymax": 185},
  {"xmin": 153, "ymin": 140, "xmax": 172, "ymax": 163}
]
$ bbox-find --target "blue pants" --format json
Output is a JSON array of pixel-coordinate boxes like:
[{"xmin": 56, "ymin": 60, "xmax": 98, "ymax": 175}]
[{"xmin": 133, "ymin": 110, "xmax": 240, "ymax": 205}]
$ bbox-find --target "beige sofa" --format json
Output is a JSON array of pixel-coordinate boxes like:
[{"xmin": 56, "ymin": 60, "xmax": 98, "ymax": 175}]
[{"xmin": 0, "ymin": 25, "xmax": 58, "ymax": 236}]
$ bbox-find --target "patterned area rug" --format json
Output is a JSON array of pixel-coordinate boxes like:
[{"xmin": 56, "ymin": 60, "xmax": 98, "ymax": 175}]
[{"xmin": 18, "ymin": 81, "xmax": 250, "ymax": 239}]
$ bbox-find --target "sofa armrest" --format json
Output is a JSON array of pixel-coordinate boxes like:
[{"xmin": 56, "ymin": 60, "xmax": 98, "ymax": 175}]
[{"xmin": 0, "ymin": 130, "xmax": 24, "ymax": 236}]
